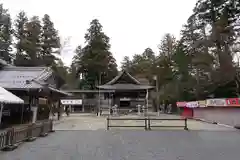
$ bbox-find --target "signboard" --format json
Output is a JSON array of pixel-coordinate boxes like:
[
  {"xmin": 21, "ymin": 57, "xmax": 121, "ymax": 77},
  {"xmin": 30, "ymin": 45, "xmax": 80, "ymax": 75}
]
[
  {"xmin": 2, "ymin": 110, "xmax": 10, "ymax": 116},
  {"xmin": 61, "ymin": 99, "xmax": 82, "ymax": 105},
  {"xmin": 186, "ymin": 101, "xmax": 199, "ymax": 108},
  {"xmin": 206, "ymin": 98, "xmax": 227, "ymax": 107},
  {"xmin": 39, "ymin": 98, "xmax": 47, "ymax": 105},
  {"xmin": 226, "ymin": 98, "xmax": 240, "ymax": 106},
  {"xmin": 198, "ymin": 100, "xmax": 206, "ymax": 108},
  {"xmin": 120, "ymin": 98, "xmax": 130, "ymax": 101},
  {"xmin": 176, "ymin": 102, "xmax": 187, "ymax": 107}
]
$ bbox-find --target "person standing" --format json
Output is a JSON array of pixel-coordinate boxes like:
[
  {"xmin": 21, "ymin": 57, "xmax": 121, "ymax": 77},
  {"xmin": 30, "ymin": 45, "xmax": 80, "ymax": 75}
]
[{"xmin": 65, "ymin": 106, "xmax": 70, "ymax": 116}]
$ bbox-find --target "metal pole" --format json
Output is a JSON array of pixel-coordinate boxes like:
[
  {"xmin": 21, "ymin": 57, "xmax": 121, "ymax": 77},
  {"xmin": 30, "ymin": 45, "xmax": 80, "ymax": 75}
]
[
  {"xmin": 196, "ymin": 68, "xmax": 200, "ymax": 100},
  {"xmin": 184, "ymin": 118, "xmax": 188, "ymax": 130},
  {"xmin": 146, "ymin": 89, "xmax": 148, "ymax": 115},
  {"xmin": 21, "ymin": 104, "xmax": 24, "ymax": 124},
  {"xmin": 98, "ymin": 73, "xmax": 101, "ymax": 116},
  {"xmin": 144, "ymin": 118, "xmax": 148, "ymax": 130},
  {"xmin": 156, "ymin": 75, "xmax": 159, "ymax": 114},
  {"xmin": 107, "ymin": 116, "xmax": 109, "ymax": 130}
]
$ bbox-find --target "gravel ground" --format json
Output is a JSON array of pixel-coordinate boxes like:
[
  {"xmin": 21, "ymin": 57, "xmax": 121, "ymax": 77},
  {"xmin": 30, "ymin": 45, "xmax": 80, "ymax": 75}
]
[{"xmin": 1, "ymin": 130, "xmax": 240, "ymax": 160}]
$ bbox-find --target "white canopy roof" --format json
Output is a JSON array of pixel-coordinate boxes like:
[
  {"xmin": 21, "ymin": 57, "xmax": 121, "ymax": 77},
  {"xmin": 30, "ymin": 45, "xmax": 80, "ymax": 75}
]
[{"xmin": 0, "ymin": 86, "xmax": 24, "ymax": 104}]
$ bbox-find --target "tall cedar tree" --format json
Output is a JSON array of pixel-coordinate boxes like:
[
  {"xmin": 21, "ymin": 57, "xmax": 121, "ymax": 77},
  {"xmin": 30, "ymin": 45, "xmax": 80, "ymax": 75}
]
[
  {"xmin": 121, "ymin": 56, "xmax": 132, "ymax": 71},
  {"xmin": 14, "ymin": 11, "xmax": 29, "ymax": 66},
  {"xmin": 41, "ymin": 14, "xmax": 60, "ymax": 66},
  {"xmin": 0, "ymin": 4, "xmax": 12, "ymax": 63},
  {"xmin": 194, "ymin": 0, "xmax": 239, "ymax": 81},
  {"xmin": 23, "ymin": 16, "xmax": 42, "ymax": 66},
  {"xmin": 76, "ymin": 19, "xmax": 118, "ymax": 89}
]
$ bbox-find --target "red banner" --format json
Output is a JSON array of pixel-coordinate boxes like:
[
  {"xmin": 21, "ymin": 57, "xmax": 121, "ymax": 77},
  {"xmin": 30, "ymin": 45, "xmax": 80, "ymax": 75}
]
[
  {"xmin": 226, "ymin": 98, "xmax": 240, "ymax": 106},
  {"xmin": 176, "ymin": 102, "xmax": 187, "ymax": 107}
]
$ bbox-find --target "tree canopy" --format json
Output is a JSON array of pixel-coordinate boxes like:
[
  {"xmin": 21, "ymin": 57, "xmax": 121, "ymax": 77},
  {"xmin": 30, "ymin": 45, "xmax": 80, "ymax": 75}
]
[
  {"xmin": 72, "ymin": 19, "xmax": 118, "ymax": 89},
  {"xmin": 0, "ymin": 4, "xmax": 12, "ymax": 63},
  {"xmin": 119, "ymin": 0, "xmax": 240, "ymax": 103},
  {"xmin": 0, "ymin": 1, "xmax": 240, "ymax": 99},
  {"xmin": 0, "ymin": 3, "xmax": 67, "ymax": 88}
]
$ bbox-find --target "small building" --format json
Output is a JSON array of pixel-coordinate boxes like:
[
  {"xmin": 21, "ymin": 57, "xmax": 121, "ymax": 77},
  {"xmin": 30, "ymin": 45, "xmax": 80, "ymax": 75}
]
[
  {"xmin": 97, "ymin": 70, "xmax": 154, "ymax": 109},
  {"xmin": 61, "ymin": 90, "xmax": 114, "ymax": 113},
  {"xmin": 61, "ymin": 70, "xmax": 154, "ymax": 113},
  {"xmin": 178, "ymin": 98, "xmax": 240, "ymax": 127},
  {"xmin": 0, "ymin": 65, "xmax": 69, "ymax": 127}
]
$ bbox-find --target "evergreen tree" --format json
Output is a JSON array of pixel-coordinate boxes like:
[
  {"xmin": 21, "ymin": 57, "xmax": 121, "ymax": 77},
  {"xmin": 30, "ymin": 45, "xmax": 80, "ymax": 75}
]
[
  {"xmin": 40, "ymin": 14, "xmax": 60, "ymax": 66},
  {"xmin": 75, "ymin": 19, "xmax": 118, "ymax": 89},
  {"xmin": 121, "ymin": 56, "xmax": 132, "ymax": 71},
  {"xmin": 158, "ymin": 34, "xmax": 177, "ymax": 60},
  {"xmin": 14, "ymin": 11, "xmax": 29, "ymax": 66},
  {"xmin": 23, "ymin": 16, "xmax": 42, "ymax": 66},
  {"xmin": 0, "ymin": 4, "xmax": 12, "ymax": 63},
  {"xmin": 193, "ymin": 0, "xmax": 239, "ymax": 81}
]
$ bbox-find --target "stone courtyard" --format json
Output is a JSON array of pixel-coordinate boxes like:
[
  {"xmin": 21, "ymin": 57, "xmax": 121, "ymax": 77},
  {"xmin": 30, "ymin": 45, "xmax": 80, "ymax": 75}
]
[
  {"xmin": 54, "ymin": 113, "xmax": 235, "ymax": 131},
  {"xmin": 1, "ymin": 113, "xmax": 239, "ymax": 160}
]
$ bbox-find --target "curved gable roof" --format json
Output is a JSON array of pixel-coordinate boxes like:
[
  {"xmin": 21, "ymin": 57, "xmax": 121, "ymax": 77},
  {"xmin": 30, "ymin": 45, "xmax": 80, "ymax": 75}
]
[{"xmin": 106, "ymin": 70, "xmax": 140, "ymax": 85}]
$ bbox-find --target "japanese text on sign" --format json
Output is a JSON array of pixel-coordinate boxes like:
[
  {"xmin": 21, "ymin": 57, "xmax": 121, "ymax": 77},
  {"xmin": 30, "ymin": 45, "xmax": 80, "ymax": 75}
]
[{"xmin": 206, "ymin": 99, "xmax": 226, "ymax": 107}]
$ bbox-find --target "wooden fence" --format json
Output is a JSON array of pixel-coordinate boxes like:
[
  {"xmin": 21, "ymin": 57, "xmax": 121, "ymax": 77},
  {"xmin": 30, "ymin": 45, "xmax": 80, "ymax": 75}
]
[
  {"xmin": 0, "ymin": 120, "xmax": 53, "ymax": 151},
  {"xmin": 106, "ymin": 117, "xmax": 188, "ymax": 130}
]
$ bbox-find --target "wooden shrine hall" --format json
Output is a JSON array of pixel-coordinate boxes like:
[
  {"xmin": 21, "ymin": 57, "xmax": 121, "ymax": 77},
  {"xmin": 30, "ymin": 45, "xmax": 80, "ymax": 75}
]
[{"xmin": 97, "ymin": 70, "xmax": 154, "ymax": 109}]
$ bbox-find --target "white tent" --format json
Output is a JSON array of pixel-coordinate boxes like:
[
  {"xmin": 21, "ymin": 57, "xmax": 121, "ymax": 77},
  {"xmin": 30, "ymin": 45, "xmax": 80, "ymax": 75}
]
[
  {"xmin": 0, "ymin": 86, "xmax": 24, "ymax": 124},
  {"xmin": 0, "ymin": 87, "xmax": 24, "ymax": 104}
]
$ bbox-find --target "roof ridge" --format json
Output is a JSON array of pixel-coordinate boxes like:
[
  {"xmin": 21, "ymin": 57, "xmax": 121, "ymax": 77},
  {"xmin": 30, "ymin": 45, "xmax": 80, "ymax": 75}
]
[
  {"xmin": 124, "ymin": 70, "xmax": 141, "ymax": 84},
  {"xmin": 3, "ymin": 66, "xmax": 48, "ymax": 71},
  {"xmin": 34, "ymin": 67, "xmax": 52, "ymax": 81},
  {"xmin": 105, "ymin": 70, "xmax": 140, "ymax": 85}
]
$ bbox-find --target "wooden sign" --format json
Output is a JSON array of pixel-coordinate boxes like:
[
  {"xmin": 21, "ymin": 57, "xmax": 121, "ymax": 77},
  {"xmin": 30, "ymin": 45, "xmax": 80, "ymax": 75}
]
[{"xmin": 39, "ymin": 98, "xmax": 47, "ymax": 105}]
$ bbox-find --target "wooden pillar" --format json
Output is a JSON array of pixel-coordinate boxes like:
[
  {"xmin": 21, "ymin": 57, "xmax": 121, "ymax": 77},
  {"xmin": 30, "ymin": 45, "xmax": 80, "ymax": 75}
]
[
  {"xmin": 48, "ymin": 91, "xmax": 53, "ymax": 120},
  {"xmin": 57, "ymin": 99, "xmax": 61, "ymax": 120},
  {"xmin": 31, "ymin": 93, "xmax": 39, "ymax": 123}
]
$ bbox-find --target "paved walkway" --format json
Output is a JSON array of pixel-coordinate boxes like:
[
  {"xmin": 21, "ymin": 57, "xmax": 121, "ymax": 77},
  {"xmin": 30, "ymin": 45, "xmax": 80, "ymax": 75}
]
[{"xmin": 1, "ymin": 130, "xmax": 240, "ymax": 160}]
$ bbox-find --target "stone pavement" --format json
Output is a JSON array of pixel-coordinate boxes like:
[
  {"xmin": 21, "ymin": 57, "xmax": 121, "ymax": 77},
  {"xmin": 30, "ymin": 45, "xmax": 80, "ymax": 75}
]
[
  {"xmin": 1, "ymin": 130, "xmax": 240, "ymax": 160},
  {"xmin": 1, "ymin": 113, "xmax": 239, "ymax": 160},
  {"xmin": 54, "ymin": 113, "xmax": 236, "ymax": 131}
]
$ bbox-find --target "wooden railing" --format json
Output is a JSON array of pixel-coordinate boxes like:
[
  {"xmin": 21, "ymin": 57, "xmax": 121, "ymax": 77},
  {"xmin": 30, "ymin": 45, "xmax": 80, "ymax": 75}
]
[
  {"xmin": 0, "ymin": 120, "xmax": 53, "ymax": 151},
  {"xmin": 106, "ymin": 117, "xmax": 188, "ymax": 130}
]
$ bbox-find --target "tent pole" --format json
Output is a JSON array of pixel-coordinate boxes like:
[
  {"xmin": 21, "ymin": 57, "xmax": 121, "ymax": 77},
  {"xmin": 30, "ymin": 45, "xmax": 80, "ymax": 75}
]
[{"xmin": 0, "ymin": 103, "xmax": 4, "ymax": 125}]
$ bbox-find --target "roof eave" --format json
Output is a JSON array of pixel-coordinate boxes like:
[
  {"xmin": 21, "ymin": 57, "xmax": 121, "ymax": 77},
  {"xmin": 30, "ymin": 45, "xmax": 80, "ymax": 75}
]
[{"xmin": 97, "ymin": 85, "xmax": 155, "ymax": 90}]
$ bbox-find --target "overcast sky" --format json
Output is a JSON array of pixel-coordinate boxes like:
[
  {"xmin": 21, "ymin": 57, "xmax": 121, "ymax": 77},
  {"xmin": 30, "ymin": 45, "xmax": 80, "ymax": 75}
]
[{"xmin": 2, "ymin": 0, "xmax": 197, "ymax": 67}]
